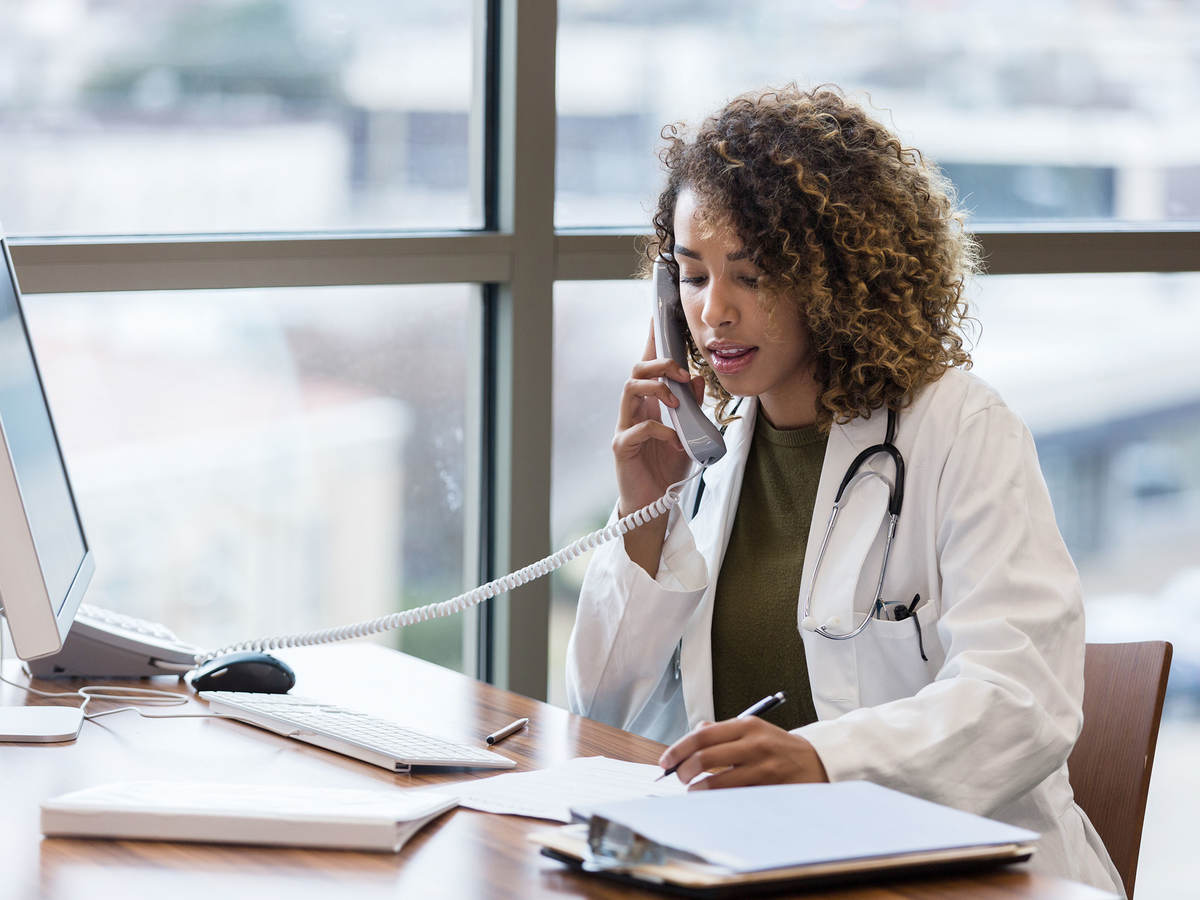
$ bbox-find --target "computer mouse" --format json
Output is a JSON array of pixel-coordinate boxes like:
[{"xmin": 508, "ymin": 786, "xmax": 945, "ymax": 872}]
[{"xmin": 190, "ymin": 651, "xmax": 296, "ymax": 694}]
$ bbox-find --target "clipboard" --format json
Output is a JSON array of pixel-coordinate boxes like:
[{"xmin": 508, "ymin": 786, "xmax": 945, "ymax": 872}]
[{"xmin": 529, "ymin": 782, "xmax": 1038, "ymax": 897}]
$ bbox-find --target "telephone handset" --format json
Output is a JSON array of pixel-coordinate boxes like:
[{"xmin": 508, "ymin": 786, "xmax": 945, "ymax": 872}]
[{"xmin": 652, "ymin": 261, "xmax": 726, "ymax": 467}]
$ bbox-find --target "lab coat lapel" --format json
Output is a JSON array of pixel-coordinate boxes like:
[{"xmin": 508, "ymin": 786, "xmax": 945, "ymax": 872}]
[{"xmin": 679, "ymin": 400, "xmax": 757, "ymax": 727}]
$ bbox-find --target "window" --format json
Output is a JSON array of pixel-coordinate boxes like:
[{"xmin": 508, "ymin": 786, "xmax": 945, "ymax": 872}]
[
  {"xmin": 24, "ymin": 284, "xmax": 476, "ymax": 669},
  {"xmin": 972, "ymin": 272, "xmax": 1200, "ymax": 898},
  {"xmin": 549, "ymin": 279, "xmax": 647, "ymax": 706},
  {"xmin": 556, "ymin": 1, "xmax": 1200, "ymax": 227},
  {"xmin": 0, "ymin": 1, "xmax": 481, "ymax": 235}
]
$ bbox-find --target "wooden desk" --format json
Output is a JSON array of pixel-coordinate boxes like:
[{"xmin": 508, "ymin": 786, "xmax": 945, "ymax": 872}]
[{"xmin": 1, "ymin": 644, "xmax": 1110, "ymax": 899}]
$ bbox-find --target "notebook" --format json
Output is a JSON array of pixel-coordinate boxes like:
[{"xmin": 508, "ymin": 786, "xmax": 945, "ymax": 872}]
[
  {"xmin": 531, "ymin": 781, "xmax": 1039, "ymax": 896},
  {"xmin": 41, "ymin": 781, "xmax": 458, "ymax": 852}
]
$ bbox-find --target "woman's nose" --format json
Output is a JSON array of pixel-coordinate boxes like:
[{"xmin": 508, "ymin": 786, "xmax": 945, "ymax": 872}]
[{"xmin": 700, "ymin": 279, "xmax": 738, "ymax": 328}]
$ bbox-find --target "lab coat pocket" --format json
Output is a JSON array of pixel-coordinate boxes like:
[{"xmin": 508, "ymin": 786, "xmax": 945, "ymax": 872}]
[{"xmin": 854, "ymin": 610, "xmax": 942, "ymax": 707}]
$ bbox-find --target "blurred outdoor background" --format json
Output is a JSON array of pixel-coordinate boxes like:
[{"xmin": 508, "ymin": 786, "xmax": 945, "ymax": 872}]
[{"xmin": 0, "ymin": 1, "xmax": 1197, "ymax": 894}]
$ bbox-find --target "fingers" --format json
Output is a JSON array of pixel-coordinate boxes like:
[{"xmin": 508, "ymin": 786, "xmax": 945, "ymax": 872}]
[
  {"xmin": 617, "ymin": 362, "xmax": 693, "ymax": 431},
  {"xmin": 658, "ymin": 719, "xmax": 751, "ymax": 778},
  {"xmin": 631, "ymin": 358, "xmax": 692, "ymax": 383},
  {"xmin": 640, "ymin": 316, "xmax": 692, "ymax": 369},
  {"xmin": 672, "ymin": 734, "xmax": 760, "ymax": 784},
  {"xmin": 612, "ymin": 419, "xmax": 684, "ymax": 459},
  {"xmin": 659, "ymin": 719, "xmax": 829, "ymax": 791},
  {"xmin": 620, "ymin": 377, "xmax": 681, "ymax": 419},
  {"xmin": 642, "ymin": 317, "xmax": 656, "ymax": 361},
  {"xmin": 660, "ymin": 718, "xmax": 811, "ymax": 787},
  {"xmin": 689, "ymin": 762, "xmax": 774, "ymax": 791}
]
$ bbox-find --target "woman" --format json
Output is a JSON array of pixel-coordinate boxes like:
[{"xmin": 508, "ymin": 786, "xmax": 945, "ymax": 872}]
[{"xmin": 565, "ymin": 86, "xmax": 1122, "ymax": 894}]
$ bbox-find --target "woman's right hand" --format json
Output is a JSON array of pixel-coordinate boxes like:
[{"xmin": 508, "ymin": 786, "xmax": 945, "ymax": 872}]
[{"xmin": 614, "ymin": 322, "xmax": 706, "ymax": 519}]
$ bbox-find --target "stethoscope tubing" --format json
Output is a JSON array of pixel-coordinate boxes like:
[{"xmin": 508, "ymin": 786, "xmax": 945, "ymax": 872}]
[
  {"xmin": 802, "ymin": 408, "xmax": 904, "ymax": 641},
  {"xmin": 685, "ymin": 402, "xmax": 905, "ymax": 653}
]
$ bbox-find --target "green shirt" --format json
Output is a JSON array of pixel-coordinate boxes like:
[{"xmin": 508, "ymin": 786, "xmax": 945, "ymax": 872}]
[{"xmin": 710, "ymin": 412, "xmax": 827, "ymax": 730}]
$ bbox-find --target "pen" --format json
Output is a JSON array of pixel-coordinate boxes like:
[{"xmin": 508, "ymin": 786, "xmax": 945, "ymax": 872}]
[
  {"xmin": 485, "ymin": 716, "xmax": 529, "ymax": 745},
  {"xmin": 656, "ymin": 691, "xmax": 786, "ymax": 781}
]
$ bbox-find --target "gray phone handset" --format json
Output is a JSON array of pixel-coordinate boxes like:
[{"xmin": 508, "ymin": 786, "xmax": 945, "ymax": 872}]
[{"xmin": 652, "ymin": 261, "xmax": 726, "ymax": 467}]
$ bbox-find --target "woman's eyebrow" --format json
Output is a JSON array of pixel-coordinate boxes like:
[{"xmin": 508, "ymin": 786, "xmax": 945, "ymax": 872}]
[{"xmin": 674, "ymin": 245, "xmax": 751, "ymax": 261}]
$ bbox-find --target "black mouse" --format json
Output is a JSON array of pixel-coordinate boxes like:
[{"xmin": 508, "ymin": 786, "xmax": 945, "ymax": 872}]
[{"xmin": 190, "ymin": 651, "xmax": 296, "ymax": 694}]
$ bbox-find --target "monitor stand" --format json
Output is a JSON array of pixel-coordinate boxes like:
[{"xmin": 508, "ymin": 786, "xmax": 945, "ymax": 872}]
[{"xmin": 0, "ymin": 706, "xmax": 83, "ymax": 742}]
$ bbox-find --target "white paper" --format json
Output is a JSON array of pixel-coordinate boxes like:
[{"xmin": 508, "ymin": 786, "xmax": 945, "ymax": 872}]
[
  {"xmin": 440, "ymin": 756, "xmax": 687, "ymax": 822},
  {"xmin": 41, "ymin": 781, "xmax": 461, "ymax": 852}
]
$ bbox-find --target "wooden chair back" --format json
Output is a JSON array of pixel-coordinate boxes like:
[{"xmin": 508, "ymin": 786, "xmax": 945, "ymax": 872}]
[{"xmin": 1067, "ymin": 641, "xmax": 1172, "ymax": 899}]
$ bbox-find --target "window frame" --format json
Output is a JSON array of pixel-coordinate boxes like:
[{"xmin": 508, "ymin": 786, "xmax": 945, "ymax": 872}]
[{"xmin": 8, "ymin": 0, "xmax": 1200, "ymax": 700}]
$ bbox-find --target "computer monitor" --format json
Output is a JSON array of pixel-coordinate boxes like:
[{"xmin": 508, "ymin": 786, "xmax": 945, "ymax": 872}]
[{"xmin": 0, "ymin": 229, "xmax": 93, "ymax": 665}]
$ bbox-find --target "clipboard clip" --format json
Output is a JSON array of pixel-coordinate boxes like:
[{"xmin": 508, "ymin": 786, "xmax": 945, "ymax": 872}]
[{"xmin": 582, "ymin": 816, "xmax": 664, "ymax": 872}]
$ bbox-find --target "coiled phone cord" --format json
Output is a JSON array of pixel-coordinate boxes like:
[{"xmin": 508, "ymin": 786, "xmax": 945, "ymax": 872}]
[{"xmin": 197, "ymin": 469, "xmax": 704, "ymax": 664}]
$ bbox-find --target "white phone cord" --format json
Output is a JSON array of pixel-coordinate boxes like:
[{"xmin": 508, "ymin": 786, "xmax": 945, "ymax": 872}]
[
  {"xmin": 197, "ymin": 470, "xmax": 704, "ymax": 664},
  {"xmin": 0, "ymin": 635, "xmax": 189, "ymax": 719}
]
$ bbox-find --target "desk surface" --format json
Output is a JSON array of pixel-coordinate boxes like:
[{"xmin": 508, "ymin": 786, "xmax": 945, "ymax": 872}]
[{"xmin": 1, "ymin": 644, "xmax": 1110, "ymax": 900}]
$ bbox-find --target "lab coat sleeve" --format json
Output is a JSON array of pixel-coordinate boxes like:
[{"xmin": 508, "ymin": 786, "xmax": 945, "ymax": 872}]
[
  {"xmin": 795, "ymin": 402, "xmax": 1085, "ymax": 817},
  {"xmin": 566, "ymin": 503, "xmax": 709, "ymax": 731}
]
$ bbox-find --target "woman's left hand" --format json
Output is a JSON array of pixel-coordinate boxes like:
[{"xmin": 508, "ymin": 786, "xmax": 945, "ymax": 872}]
[{"xmin": 658, "ymin": 717, "xmax": 830, "ymax": 790}]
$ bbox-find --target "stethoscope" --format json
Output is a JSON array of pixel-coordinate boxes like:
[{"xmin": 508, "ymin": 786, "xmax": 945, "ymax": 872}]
[
  {"xmin": 799, "ymin": 406, "xmax": 905, "ymax": 640},
  {"xmin": 690, "ymin": 403, "xmax": 906, "ymax": 632},
  {"xmin": 674, "ymin": 404, "xmax": 910, "ymax": 681}
]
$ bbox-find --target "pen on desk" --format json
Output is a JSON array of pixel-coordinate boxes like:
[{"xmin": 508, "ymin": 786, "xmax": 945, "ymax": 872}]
[
  {"xmin": 655, "ymin": 691, "xmax": 787, "ymax": 782},
  {"xmin": 485, "ymin": 717, "xmax": 529, "ymax": 745}
]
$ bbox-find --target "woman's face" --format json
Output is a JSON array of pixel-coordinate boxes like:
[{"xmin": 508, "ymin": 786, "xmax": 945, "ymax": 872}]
[{"xmin": 673, "ymin": 188, "xmax": 820, "ymax": 428}]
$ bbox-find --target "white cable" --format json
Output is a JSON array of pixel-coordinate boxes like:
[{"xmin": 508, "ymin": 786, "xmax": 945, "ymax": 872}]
[
  {"xmin": 83, "ymin": 707, "xmax": 238, "ymax": 722},
  {"xmin": 198, "ymin": 470, "xmax": 704, "ymax": 663},
  {"xmin": 0, "ymin": 636, "xmax": 187, "ymax": 720}
]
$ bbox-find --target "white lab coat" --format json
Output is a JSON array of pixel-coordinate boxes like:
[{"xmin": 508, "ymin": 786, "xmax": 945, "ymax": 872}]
[{"xmin": 566, "ymin": 368, "xmax": 1123, "ymax": 896}]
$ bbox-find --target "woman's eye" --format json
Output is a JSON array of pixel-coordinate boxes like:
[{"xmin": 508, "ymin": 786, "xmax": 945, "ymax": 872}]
[
  {"xmin": 740, "ymin": 275, "xmax": 761, "ymax": 287},
  {"xmin": 679, "ymin": 275, "xmax": 706, "ymax": 286}
]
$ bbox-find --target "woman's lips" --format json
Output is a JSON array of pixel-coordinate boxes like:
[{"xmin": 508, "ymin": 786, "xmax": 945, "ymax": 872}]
[{"xmin": 708, "ymin": 345, "xmax": 757, "ymax": 375}]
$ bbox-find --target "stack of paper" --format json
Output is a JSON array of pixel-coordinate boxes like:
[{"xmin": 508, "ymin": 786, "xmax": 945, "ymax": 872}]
[{"xmin": 41, "ymin": 781, "xmax": 458, "ymax": 852}]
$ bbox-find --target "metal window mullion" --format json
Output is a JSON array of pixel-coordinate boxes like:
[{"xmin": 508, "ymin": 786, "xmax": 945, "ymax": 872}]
[
  {"xmin": 973, "ymin": 229, "xmax": 1200, "ymax": 275},
  {"xmin": 552, "ymin": 229, "xmax": 1200, "ymax": 281},
  {"xmin": 10, "ymin": 226, "xmax": 1199, "ymax": 296},
  {"xmin": 8, "ymin": 234, "xmax": 515, "ymax": 294},
  {"xmin": 484, "ymin": 0, "xmax": 556, "ymax": 700}
]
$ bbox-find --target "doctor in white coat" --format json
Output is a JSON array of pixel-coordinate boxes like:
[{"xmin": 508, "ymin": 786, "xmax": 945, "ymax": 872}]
[{"xmin": 566, "ymin": 86, "xmax": 1123, "ymax": 896}]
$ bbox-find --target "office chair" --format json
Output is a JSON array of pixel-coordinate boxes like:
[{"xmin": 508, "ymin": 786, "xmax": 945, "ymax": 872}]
[{"xmin": 1067, "ymin": 641, "xmax": 1172, "ymax": 900}]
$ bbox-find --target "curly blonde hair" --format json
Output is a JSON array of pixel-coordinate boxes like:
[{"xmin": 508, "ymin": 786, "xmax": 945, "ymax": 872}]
[{"xmin": 648, "ymin": 85, "xmax": 978, "ymax": 429}]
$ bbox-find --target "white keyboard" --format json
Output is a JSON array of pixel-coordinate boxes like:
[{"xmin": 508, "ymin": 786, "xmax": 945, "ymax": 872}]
[{"xmin": 200, "ymin": 691, "xmax": 517, "ymax": 773}]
